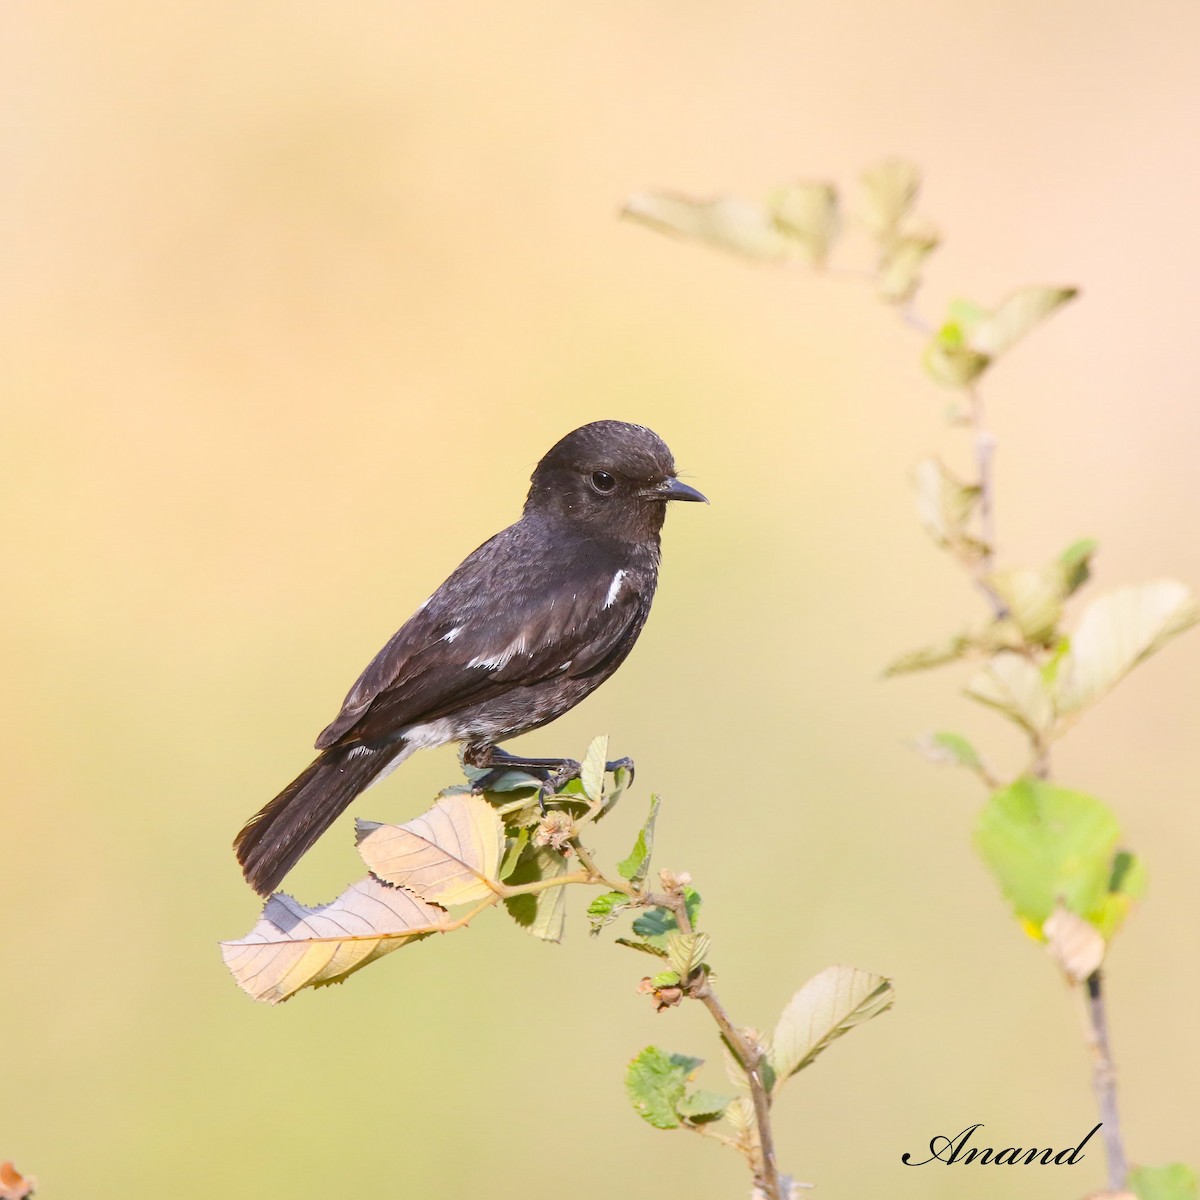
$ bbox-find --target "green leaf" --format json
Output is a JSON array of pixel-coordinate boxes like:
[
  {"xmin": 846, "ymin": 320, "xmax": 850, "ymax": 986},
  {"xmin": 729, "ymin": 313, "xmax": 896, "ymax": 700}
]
[
  {"xmin": 618, "ymin": 795, "xmax": 661, "ymax": 883},
  {"xmin": 769, "ymin": 966, "xmax": 894, "ymax": 1088},
  {"xmin": 1131, "ymin": 1164, "xmax": 1199, "ymax": 1200},
  {"xmin": 969, "ymin": 285, "xmax": 1078, "ymax": 357},
  {"xmin": 923, "ymin": 324, "xmax": 990, "ymax": 388},
  {"xmin": 461, "ymin": 758, "xmax": 544, "ymax": 795},
  {"xmin": 499, "ymin": 825, "xmax": 530, "ymax": 881},
  {"xmin": 586, "ymin": 890, "xmax": 630, "ymax": 936},
  {"xmin": 676, "ymin": 1090, "xmax": 733, "ymax": 1124},
  {"xmin": 503, "ymin": 843, "xmax": 570, "ymax": 942},
  {"xmin": 1056, "ymin": 580, "xmax": 1200, "ymax": 714},
  {"xmin": 768, "ymin": 181, "xmax": 839, "ymax": 266},
  {"xmin": 964, "ymin": 651, "xmax": 1054, "ymax": 736},
  {"xmin": 860, "ymin": 159, "xmax": 921, "ymax": 238},
  {"xmin": 631, "ymin": 887, "xmax": 702, "ymax": 948},
  {"xmin": 630, "ymin": 907, "xmax": 674, "ymax": 940},
  {"xmin": 651, "ymin": 970, "xmax": 681, "ymax": 988},
  {"xmin": 615, "ymin": 937, "xmax": 668, "ymax": 958},
  {"xmin": 580, "ymin": 734, "xmax": 609, "ymax": 804},
  {"xmin": 921, "ymin": 286, "xmax": 1077, "ymax": 390},
  {"xmin": 622, "ymin": 193, "xmax": 790, "ymax": 261},
  {"xmin": 624, "ymin": 1047, "xmax": 704, "ymax": 1130},
  {"xmin": 912, "ymin": 731, "xmax": 985, "ymax": 775},
  {"xmin": 975, "ymin": 780, "xmax": 1119, "ymax": 928},
  {"xmin": 1053, "ymin": 538, "xmax": 1098, "ymax": 597},
  {"xmin": 1090, "ymin": 850, "xmax": 1148, "ymax": 940},
  {"xmin": 947, "ymin": 298, "xmax": 989, "ymax": 334}
]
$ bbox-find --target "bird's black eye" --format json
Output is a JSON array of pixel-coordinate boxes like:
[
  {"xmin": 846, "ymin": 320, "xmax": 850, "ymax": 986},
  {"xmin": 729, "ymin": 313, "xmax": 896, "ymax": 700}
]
[{"xmin": 590, "ymin": 471, "xmax": 617, "ymax": 494}]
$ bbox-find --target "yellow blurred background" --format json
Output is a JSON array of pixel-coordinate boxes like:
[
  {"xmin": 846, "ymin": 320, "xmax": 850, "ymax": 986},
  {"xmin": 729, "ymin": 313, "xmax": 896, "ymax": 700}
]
[{"xmin": 4, "ymin": 2, "xmax": 1198, "ymax": 1196}]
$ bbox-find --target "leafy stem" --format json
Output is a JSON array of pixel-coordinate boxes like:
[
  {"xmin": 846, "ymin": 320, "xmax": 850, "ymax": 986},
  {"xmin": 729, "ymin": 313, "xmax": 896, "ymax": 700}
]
[{"xmin": 651, "ymin": 881, "xmax": 783, "ymax": 1200}]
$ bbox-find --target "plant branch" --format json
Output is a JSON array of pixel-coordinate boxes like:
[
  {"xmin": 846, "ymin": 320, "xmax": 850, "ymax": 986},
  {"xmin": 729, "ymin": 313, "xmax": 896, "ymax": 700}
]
[
  {"xmin": 569, "ymin": 838, "xmax": 612, "ymax": 886},
  {"xmin": 653, "ymin": 890, "xmax": 782, "ymax": 1199},
  {"xmin": 680, "ymin": 1120, "xmax": 744, "ymax": 1153},
  {"xmin": 496, "ymin": 870, "xmax": 592, "ymax": 899},
  {"xmin": 1079, "ymin": 970, "xmax": 1128, "ymax": 1191},
  {"xmin": 965, "ymin": 384, "xmax": 1009, "ymax": 620},
  {"xmin": 692, "ymin": 975, "xmax": 782, "ymax": 1200}
]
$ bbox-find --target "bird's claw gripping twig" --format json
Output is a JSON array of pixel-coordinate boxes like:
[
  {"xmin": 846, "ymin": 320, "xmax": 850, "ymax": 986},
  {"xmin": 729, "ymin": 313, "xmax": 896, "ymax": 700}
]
[
  {"xmin": 468, "ymin": 746, "xmax": 635, "ymax": 811},
  {"xmin": 606, "ymin": 756, "xmax": 635, "ymax": 788}
]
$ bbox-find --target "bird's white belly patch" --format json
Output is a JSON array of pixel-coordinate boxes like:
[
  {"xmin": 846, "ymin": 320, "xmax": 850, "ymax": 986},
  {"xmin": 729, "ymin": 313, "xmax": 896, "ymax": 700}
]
[{"xmin": 347, "ymin": 717, "xmax": 457, "ymax": 792}]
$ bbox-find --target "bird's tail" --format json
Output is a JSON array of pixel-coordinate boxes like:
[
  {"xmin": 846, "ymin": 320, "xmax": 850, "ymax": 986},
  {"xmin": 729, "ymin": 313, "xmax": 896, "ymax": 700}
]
[{"xmin": 234, "ymin": 741, "xmax": 403, "ymax": 896}]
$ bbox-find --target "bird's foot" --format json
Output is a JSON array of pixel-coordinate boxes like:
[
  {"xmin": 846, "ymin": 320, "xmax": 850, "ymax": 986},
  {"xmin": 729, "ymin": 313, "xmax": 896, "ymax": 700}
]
[
  {"xmin": 606, "ymin": 756, "xmax": 635, "ymax": 788},
  {"xmin": 467, "ymin": 744, "xmax": 579, "ymax": 803},
  {"xmin": 534, "ymin": 759, "xmax": 583, "ymax": 812},
  {"xmin": 466, "ymin": 744, "xmax": 633, "ymax": 811}
]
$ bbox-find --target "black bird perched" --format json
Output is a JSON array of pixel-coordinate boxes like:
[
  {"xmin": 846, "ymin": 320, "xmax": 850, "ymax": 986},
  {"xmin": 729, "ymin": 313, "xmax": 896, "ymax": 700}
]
[{"xmin": 234, "ymin": 420, "xmax": 706, "ymax": 896}]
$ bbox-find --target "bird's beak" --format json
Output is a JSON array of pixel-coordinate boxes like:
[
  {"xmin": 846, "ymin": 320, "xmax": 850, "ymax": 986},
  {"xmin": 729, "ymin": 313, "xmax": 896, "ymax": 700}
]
[{"xmin": 657, "ymin": 477, "xmax": 708, "ymax": 504}]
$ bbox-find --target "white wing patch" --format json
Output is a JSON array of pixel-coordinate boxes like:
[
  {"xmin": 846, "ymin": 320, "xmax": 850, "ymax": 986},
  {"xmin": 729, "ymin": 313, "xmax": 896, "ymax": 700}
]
[
  {"xmin": 468, "ymin": 632, "xmax": 530, "ymax": 671},
  {"xmin": 442, "ymin": 627, "xmax": 463, "ymax": 643},
  {"xmin": 604, "ymin": 570, "xmax": 626, "ymax": 608}
]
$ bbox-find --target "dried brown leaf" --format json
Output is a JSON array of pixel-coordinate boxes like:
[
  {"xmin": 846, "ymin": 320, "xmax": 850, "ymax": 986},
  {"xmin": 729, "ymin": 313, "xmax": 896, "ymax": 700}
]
[
  {"xmin": 356, "ymin": 793, "xmax": 503, "ymax": 905},
  {"xmin": 1044, "ymin": 903, "xmax": 1105, "ymax": 984},
  {"xmin": 221, "ymin": 878, "xmax": 449, "ymax": 1004}
]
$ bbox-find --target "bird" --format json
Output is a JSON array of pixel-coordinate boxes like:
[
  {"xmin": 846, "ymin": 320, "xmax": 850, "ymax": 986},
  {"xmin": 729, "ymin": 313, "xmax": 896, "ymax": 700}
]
[{"xmin": 234, "ymin": 420, "xmax": 706, "ymax": 896}]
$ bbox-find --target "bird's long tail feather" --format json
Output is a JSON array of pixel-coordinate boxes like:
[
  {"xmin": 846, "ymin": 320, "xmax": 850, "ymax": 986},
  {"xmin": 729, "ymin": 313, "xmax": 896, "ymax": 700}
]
[{"xmin": 235, "ymin": 742, "xmax": 402, "ymax": 896}]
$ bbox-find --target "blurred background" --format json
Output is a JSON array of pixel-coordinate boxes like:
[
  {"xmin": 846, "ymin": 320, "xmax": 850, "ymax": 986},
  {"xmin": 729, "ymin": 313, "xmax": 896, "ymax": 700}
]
[{"xmin": 4, "ymin": 2, "xmax": 1198, "ymax": 1196}]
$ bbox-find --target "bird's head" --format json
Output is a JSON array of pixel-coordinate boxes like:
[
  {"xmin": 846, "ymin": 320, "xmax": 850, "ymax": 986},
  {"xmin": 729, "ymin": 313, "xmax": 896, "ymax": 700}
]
[{"xmin": 525, "ymin": 420, "xmax": 706, "ymax": 542}]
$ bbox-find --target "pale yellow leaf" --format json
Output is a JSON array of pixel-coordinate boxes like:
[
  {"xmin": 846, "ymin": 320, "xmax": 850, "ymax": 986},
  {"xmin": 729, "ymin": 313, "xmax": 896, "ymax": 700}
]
[
  {"xmin": 580, "ymin": 734, "xmax": 609, "ymax": 803},
  {"xmin": 622, "ymin": 193, "xmax": 789, "ymax": 260},
  {"xmin": 969, "ymin": 286, "xmax": 1078, "ymax": 357},
  {"xmin": 769, "ymin": 965, "xmax": 894, "ymax": 1086},
  {"xmin": 768, "ymin": 181, "xmax": 839, "ymax": 266},
  {"xmin": 1056, "ymin": 580, "xmax": 1200, "ymax": 713},
  {"xmin": 883, "ymin": 632, "xmax": 973, "ymax": 677},
  {"xmin": 964, "ymin": 651, "xmax": 1054, "ymax": 735},
  {"xmin": 721, "ymin": 1040, "xmax": 750, "ymax": 1092},
  {"xmin": 987, "ymin": 567, "xmax": 1063, "ymax": 644},
  {"xmin": 923, "ymin": 339, "xmax": 990, "ymax": 388},
  {"xmin": 1043, "ymin": 903, "xmax": 1105, "ymax": 984},
  {"xmin": 221, "ymin": 878, "xmax": 447, "ymax": 1004},
  {"xmin": 879, "ymin": 224, "xmax": 939, "ymax": 304},
  {"xmin": 914, "ymin": 458, "xmax": 980, "ymax": 549},
  {"xmin": 356, "ymin": 793, "xmax": 503, "ymax": 905},
  {"xmin": 860, "ymin": 159, "xmax": 920, "ymax": 237},
  {"xmin": 724, "ymin": 1095, "xmax": 756, "ymax": 1142}
]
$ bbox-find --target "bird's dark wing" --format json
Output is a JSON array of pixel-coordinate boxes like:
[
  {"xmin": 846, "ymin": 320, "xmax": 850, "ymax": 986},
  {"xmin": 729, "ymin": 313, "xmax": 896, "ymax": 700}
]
[{"xmin": 315, "ymin": 521, "xmax": 651, "ymax": 749}]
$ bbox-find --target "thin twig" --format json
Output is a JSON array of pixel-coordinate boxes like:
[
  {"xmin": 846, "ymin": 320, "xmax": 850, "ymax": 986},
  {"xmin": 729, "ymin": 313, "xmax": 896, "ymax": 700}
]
[
  {"xmin": 966, "ymin": 385, "xmax": 1009, "ymax": 619},
  {"xmin": 657, "ymin": 890, "xmax": 782, "ymax": 1200},
  {"xmin": 693, "ymin": 978, "xmax": 782, "ymax": 1200},
  {"xmin": 1079, "ymin": 971, "xmax": 1128, "ymax": 1190},
  {"xmin": 968, "ymin": 386, "xmax": 996, "ymax": 563},
  {"xmin": 680, "ymin": 1121, "xmax": 743, "ymax": 1152}
]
